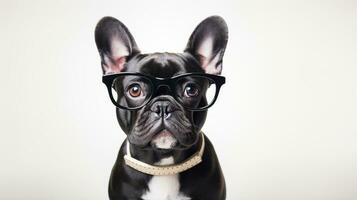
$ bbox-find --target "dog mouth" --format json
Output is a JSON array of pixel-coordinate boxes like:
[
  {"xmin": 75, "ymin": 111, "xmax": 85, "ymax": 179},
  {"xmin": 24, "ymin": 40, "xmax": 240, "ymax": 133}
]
[
  {"xmin": 150, "ymin": 129, "xmax": 177, "ymax": 149},
  {"xmin": 128, "ymin": 124, "xmax": 197, "ymax": 150}
]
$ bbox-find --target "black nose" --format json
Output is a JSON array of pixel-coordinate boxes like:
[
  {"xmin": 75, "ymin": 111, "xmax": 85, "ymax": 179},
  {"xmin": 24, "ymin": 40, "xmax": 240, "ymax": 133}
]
[{"xmin": 151, "ymin": 100, "xmax": 174, "ymax": 118}]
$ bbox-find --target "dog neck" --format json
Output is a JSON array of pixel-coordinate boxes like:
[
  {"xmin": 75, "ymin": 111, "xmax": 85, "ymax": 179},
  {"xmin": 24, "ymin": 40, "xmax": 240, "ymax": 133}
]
[{"xmin": 124, "ymin": 133, "xmax": 205, "ymax": 175}]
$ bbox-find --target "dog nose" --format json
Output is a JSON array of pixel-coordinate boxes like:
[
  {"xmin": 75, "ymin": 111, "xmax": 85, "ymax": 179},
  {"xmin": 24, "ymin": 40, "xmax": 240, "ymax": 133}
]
[{"xmin": 151, "ymin": 101, "xmax": 174, "ymax": 118}]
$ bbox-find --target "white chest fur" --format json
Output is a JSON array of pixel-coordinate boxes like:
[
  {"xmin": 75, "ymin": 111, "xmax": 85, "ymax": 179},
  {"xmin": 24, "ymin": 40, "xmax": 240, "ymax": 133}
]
[{"xmin": 141, "ymin": 157, "xmax": 191, "ymax": 200}]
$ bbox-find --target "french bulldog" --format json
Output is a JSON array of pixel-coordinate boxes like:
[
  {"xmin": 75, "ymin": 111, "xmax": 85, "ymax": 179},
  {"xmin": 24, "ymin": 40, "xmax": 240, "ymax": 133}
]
[{"xmin": 95, "ymin": 15, "xmax": 228, "ymax": 200}]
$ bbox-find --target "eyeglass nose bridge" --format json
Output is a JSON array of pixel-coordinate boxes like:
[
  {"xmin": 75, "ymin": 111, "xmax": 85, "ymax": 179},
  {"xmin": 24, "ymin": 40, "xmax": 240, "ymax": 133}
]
[{"xmin": 154, "ymin": 83, "xmax": 174, "ymax": 96}]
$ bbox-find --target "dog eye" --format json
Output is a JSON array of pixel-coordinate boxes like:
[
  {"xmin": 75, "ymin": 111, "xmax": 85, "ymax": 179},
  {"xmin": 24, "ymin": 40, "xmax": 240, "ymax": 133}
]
[
  {"xmin": 127, "ymin": 84, "xmax": 142, "ymax": 97},
  {"xmin": 184, "ymin": 83, "xmax": 199, "ymax": 97}
]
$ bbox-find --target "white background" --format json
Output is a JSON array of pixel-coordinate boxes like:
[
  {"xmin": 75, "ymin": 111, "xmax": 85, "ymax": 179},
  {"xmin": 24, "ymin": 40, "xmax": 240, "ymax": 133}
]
[{"xmin": 1, "ymin": 0, "xmax": 356, "ymax": 199}]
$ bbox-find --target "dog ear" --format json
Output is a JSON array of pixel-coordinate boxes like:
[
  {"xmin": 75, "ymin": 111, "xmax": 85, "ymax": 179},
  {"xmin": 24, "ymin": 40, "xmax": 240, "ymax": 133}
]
[
  {"xmin": 95, "ymin": 17, "xmax": 140, "ymax": 75},
  {"xmin": 184, "ymin": 16, "xmax": 228, "ymax": 75}
]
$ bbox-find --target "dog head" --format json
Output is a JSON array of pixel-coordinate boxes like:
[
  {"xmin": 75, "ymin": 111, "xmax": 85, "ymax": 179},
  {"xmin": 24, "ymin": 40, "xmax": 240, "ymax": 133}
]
[{"xmin": 95, "ymin": 16, "xmax": 228, "ymax": 150}]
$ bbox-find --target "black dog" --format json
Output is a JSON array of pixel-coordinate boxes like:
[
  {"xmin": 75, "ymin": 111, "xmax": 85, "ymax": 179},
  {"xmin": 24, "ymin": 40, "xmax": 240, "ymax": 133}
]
[{"xmin": 95, "ymin": 15, "xmax": 228, "ymax": 200}]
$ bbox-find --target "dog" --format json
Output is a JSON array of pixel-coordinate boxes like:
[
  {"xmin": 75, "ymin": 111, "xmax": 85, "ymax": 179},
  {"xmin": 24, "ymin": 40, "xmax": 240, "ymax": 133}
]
[{"xmin": 95, "ymin": 15, "xmax": 228, "ymax": 200}]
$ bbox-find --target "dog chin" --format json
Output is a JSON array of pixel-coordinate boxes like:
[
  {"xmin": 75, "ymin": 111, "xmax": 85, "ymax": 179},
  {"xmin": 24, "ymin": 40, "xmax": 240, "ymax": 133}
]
[{"xmin": 150, "ymin": 130, "xmax": 178, "ymax": 149}]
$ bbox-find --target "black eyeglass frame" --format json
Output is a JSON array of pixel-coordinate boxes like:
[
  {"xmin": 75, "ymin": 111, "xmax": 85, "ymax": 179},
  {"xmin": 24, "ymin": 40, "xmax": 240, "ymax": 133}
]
[{"xmin": 102, "ymin": 72, "xmax": 225, "ymax": 111}]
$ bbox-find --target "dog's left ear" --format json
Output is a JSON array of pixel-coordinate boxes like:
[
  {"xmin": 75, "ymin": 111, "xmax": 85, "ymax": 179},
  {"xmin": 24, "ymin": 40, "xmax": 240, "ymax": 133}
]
[{"xmin": 185, "ymin": 16, "xmax": 228, "ymax": 75}]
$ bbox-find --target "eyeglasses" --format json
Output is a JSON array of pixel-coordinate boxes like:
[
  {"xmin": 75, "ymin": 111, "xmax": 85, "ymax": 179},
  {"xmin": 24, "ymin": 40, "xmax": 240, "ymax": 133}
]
[{"xmin": 102, "ymin": 72, "xmax": 225, "ymax": 111}]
